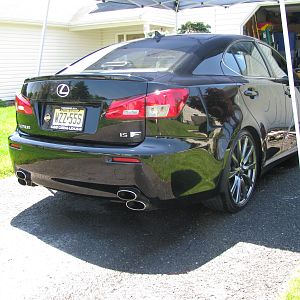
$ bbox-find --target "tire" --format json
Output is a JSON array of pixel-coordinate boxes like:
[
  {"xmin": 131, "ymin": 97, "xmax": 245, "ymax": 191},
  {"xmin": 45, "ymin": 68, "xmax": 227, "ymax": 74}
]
[{"xmin": 204, "ymin": 129, "xmax": 259, "ymax": 213}]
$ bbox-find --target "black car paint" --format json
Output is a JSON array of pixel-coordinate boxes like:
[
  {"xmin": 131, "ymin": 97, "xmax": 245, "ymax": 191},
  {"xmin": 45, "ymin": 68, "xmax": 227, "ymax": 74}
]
[{"xmin": 9, "ymin": 34, "xmax": 299, "ymax": 207}]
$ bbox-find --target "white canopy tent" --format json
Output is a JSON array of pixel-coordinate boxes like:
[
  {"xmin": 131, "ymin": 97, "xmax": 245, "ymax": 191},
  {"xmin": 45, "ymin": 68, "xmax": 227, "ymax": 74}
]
[{"xmin": 37, "ymin": 0, "xmax": 300, "ymax": 165}]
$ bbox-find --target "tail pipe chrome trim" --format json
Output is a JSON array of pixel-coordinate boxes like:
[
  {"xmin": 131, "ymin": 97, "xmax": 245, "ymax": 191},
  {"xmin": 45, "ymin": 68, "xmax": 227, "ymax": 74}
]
[
  {"xmin": 16, "ymin": 170, "xmax": 27, "ymax": 180},
  {"xmin": 117, "ymin": 189, "xmax": 138, "ymax": 201},
  {"xmin": 117, "ymin": 188, "xmax": 151, "ymax": 211},
  {"xmin": 16, "ymin": 170, "xmax": 34, "ymax": 186},
  {"xmin": 125, "ymin": 199, "xmax": 150, "ymax": 211},
  {"xmin": 17, "ymin": 178, "xmax": 27, "ymax": 186}
]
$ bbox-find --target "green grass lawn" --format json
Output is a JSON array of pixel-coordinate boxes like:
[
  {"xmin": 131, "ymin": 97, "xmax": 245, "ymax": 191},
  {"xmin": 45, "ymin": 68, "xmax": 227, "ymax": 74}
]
[
  {"xmin": 0, "ymin": 106, "xmax": 16, "ymax": 178},
  {"xmin": 284, "ymin": 273, "xmax": 300, "ymax": 300}
]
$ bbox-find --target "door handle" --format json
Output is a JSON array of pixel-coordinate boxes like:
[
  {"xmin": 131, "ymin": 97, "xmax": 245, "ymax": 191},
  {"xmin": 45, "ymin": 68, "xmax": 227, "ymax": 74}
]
[{"xmin": 244, "ymin": 89, "xmax": 259, "ymax": 99}]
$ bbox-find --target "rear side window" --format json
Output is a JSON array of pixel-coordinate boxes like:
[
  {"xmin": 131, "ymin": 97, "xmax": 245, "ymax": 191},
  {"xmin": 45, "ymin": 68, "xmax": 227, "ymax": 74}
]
[
  {"xmin": 192, "ymin": 53, "xmax": 223, "ymax": 75},
  {"xmin": 257, "ymin": 43, "xmax": 287, "ymax": 78},
  {"xmin": 227, "ymin": 41, "xmax": 270, "ymax": 78}
]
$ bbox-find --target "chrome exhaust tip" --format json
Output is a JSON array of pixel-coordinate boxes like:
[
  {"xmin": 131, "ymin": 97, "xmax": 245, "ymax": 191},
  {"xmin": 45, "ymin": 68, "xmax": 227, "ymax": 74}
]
[
  {"xmin": 16, "ymin": 169, "xmax": 35, "ymax": 186},
  {"xmin": 17, "ymin": 178, "xmax": 27, "ymax": 186},
  {"xmin": 117, "ymin": 188, "xmax": 151, "ymax": 211},
  {"xmin": 126, "ymin": 200, "xmax": 148, "ymax": 211},
  {"xmin": 117, "ymin": 189, "xmax": 138, "ymax": 201},
  {"xmin": 16, "ymin": 170, "xmax": 27, "ymax": 180}
]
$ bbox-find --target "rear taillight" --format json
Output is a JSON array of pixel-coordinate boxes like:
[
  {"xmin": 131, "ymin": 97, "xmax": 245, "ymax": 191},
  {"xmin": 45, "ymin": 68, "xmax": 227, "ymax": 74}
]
[
  {"xmin": 15, "ymin": 94, "xmax": 33, "ymax": 115},
  {"xmin": 105, "ymin": 88, "xmax": 189, "ymax": 120},
  {"xmin": 105, "ymin": 95, "xmax": 145, "ymax": 120}
]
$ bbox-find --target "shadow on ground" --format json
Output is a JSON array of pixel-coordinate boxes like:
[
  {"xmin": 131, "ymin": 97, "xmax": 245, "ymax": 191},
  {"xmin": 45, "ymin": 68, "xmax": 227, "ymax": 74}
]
[{"xmin": 11, "ymin": 157, "xmax": 300, "ymax": 274}]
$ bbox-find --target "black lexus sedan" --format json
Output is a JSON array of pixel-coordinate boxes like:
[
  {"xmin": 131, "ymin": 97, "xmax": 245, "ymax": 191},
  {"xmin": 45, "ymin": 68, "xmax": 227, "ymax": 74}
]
[{"xmin": 9, "ymin": 34, "xmax": 300, "ymax": 212}]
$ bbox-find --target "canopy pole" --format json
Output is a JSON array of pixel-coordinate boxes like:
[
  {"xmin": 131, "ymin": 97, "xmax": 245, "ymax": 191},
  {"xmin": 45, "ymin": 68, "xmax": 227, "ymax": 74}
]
[
  {"xmin": 279, "ymin": 0, "xmax": 300, "ymax": 166},
  {"xmin": 37, "ymin": 0, "xmax": 51, "ymax": 76}
]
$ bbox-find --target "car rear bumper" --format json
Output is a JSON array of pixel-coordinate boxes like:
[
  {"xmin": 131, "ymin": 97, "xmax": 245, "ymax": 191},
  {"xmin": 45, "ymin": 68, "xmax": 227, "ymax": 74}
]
[{"xmin": 8, "ymin": 131, "xmax": 222, "ymax": 206}]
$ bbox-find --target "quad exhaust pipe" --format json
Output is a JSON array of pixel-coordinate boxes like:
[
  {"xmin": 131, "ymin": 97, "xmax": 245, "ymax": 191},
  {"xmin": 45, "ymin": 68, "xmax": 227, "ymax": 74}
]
[
  {"xmin": 117, "ymin": 189, "xmax": 138, "ymax": 201},
  {"xmin": 125, "ymin": 199, "xmax": 150, "ymax": 211},
  {"xmin": 117, "ymin": 188, "xmax": 151, "ymax": 211},
  {"xmin": 16, "ymin": 170, "xmax": 34, "ymax": 186}
]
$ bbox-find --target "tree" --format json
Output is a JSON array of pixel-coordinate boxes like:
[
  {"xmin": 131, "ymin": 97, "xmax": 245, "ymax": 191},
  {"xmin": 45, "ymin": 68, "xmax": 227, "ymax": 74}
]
[{"xmin": 178, "ymin": 21, "xmax": 211, "ymax": 34}]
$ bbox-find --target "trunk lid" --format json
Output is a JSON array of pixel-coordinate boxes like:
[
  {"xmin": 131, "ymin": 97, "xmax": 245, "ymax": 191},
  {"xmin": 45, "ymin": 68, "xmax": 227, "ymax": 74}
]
[{"xmin": 17, "ymin": 74, "xmax": 148, "ymax": 145}]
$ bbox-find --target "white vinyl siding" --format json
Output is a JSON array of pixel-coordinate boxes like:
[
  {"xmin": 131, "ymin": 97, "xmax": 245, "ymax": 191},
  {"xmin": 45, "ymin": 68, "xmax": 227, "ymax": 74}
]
[
  {"xmin": 214, "ymin": 3, "xmax": 258, "ymax": 34},
  {"xmin": 178, "ymin": 3, "xmax": 257, "ymax": 34},
  {"xmin": 0, "ymin": 23, "xmax": 101, "ymax": 101},
  {"xmin": 39, "ymin": 27, "xmax": 101, "ymax": 75}
]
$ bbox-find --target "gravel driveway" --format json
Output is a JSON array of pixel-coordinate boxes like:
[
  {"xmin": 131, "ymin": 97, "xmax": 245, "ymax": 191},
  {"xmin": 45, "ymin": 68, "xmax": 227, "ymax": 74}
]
[{"xmin": 0, "ymin": 157, "xmax": 300, "ymax": 300}]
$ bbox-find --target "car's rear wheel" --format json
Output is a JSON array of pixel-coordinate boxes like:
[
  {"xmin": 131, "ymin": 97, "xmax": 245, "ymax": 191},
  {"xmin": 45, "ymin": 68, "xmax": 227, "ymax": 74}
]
[{"xmin": 204, "ymin": 130, "xmax": 259, "ymax": 212}]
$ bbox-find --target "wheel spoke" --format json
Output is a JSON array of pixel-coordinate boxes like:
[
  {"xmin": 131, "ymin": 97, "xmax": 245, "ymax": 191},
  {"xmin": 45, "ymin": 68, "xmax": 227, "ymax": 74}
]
[
  {"xmin": 235, "ymin": 177, "xmax": 242, "ymax": 203},
  {"xmin": 243, "ymin": 162, "xmax": 256, "ymax": 171},
  {"xmin": 243, "ymin": 145, "xmax": 253, "ymax": 165},
  {"xmin": 241, "ymin": 136, "xmax": 249, "ymax": 162},
  {"xmin": 237, "ymin": 139, "xmax": 242, "ymax": 160},
  {"xmin": 229, "ymin": 169, "xmax": 238, "ymax": 178},
  {"xmin": 230, "ymin": 176, "xmax": 238, "ymax": 194}
]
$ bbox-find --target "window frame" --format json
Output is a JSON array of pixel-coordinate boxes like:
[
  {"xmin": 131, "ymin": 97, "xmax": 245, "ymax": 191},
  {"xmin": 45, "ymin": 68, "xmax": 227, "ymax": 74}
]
[
  {"xmin": 115, "ymin": 32, "xmax": 145, "ymax": 43},
  {"xmin": 222, "ymin": 39, "xmax": 273, "ymax": 79}
]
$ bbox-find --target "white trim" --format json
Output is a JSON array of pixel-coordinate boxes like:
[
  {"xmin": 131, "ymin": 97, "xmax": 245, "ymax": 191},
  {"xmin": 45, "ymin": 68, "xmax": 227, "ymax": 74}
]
[
  {"xmin": 0, "ymin": 18, "xmax": 68, "ymax": 28},
  {"xmin": 240, "ymin": 5, "xmax": 260, "ymax": 34},
  {"xmin": 70, "ymin": 20, "xmax": 174, "ymax": 31}
]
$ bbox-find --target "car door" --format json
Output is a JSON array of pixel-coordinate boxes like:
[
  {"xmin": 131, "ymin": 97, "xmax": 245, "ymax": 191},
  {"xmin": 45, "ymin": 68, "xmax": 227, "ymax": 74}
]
[
  {"xmin": 225, "ymin": 40, "xmax": 287, "ymax": 162},
  {"xmin": 257, "ymin": 42, "xmax": 300, "ymax": 153}
]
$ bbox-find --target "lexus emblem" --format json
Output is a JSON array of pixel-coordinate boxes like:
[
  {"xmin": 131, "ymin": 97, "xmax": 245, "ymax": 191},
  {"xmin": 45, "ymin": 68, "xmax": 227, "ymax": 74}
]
[{"xmin": 56, "ymin": 84, "xmax": 70, "ymax": 98}]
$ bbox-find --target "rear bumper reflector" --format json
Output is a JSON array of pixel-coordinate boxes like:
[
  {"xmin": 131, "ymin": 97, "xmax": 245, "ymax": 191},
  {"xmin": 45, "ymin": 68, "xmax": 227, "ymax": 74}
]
[
  {"xmin": 111, "ymin": 157, "xmax": 141, "ymax": 163},
  {"xmin": 9, "ymin": 143, "xmax": 21, "ymax": 149}
]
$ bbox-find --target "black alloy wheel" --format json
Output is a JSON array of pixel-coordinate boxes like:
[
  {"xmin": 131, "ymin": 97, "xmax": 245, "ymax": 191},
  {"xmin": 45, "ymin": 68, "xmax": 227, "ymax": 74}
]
[
  {"xmin": 228, "ymin": 132, "xmax": 257, "ymax": 207},
  {"xmin": 204, "ymin": 130, "xmax": 259, "ymax": 212}
]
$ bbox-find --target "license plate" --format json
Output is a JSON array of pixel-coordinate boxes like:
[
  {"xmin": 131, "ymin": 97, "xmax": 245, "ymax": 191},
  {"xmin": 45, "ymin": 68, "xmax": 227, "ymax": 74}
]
[{"xmin": 50, "ymin": 107, "xmax": 85, "ymax": 131}]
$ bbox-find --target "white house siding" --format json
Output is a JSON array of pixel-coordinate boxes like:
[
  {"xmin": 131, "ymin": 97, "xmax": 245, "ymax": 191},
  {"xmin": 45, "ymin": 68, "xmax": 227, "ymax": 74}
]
[
  {"xmin": 0, "ymin": 23, "xmax": 101, "ymax": 101},
  {"xmin": 39, "ymin": 27, "xmax": 101, "ymax": 75},
  {"xmin": 178, "ymin": 3, "xmax": 258, "ymax": 34},
  {"xmin": 0, "ymin": 23, "xmax": 40, "ymax": 100},
  {"xmin": 214, "ymin": 3, "xmax": 258, "ymax": 34},
  {"xmin": 141, "ymin": 8, "xmax": 176, "ymax": 28}
]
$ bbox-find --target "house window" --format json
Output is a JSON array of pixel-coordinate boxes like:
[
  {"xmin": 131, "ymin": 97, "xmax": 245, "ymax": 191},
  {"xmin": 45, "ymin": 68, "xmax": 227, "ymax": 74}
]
[{"xmin": 117, "ymin": 33, "xmax": 145, "ymax": 43}]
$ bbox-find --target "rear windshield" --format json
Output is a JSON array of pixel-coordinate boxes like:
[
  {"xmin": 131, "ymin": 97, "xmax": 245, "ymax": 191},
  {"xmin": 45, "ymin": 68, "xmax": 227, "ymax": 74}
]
[{"xmin": 59, "ymin": 38, "xmax": 194, "ymax": 74}]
